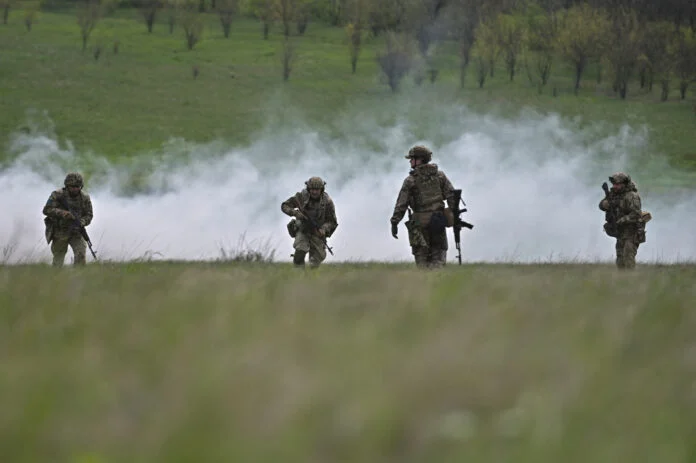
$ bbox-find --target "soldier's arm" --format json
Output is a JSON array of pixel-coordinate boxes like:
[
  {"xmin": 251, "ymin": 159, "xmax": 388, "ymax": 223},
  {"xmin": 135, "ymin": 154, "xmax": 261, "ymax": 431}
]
[
  {"xmin": 80, "ymin": 193, "xmax": 93, "ymax": 227},
  {"xmin": 281, "ymin": 193, "xmax": 301, "ymax": 216},
  {"xmin": 598, "ymin": 198, "xmax": 610, "ymax": 212},
  {"xmin": 42, "ymin": 191, "xmax": 67, "ymax": 219},
  {"xmin": 390, "ymin": 177, "xmax": 412, "ymax": 225},
  {"xmin": 617, "ymin": 194, "xmax": 642, "ymax": 224},
  {"xmin": 440, "ymin": 172, "xmax": 457, "ymax": 211},
  {"xmin": 321, "ymin": 198, "xmax": 338, "ymax": 236}
]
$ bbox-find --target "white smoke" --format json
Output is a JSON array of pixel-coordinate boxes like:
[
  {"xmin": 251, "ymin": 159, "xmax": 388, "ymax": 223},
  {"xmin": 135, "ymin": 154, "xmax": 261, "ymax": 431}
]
[{"xmin": 2, "ymin": 101, "xmax": 695, "ymax": 265}]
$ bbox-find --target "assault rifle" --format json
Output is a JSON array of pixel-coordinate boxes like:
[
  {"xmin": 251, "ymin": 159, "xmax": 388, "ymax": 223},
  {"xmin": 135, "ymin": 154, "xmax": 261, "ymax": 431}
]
[
  {"xmin": 601, "ymin": 182, "xmax": 618, "ymax": 238},
  {"xmin": 451, "ymin": 188, "xmax": 474, "ymax": 265},
  {"xmin": 296, "ymin": 205, "xmax": 334, "ymax": 256},
  {"xmin": 59, "ymin": 195, "xmax": 98, "ymax": 261}
]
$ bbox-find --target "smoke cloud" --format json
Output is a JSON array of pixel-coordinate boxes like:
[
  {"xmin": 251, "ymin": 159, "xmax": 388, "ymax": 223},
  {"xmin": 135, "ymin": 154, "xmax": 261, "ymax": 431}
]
[{"xmin": 2, "ymin": 99, "xmax": 695, "ymax": 265}]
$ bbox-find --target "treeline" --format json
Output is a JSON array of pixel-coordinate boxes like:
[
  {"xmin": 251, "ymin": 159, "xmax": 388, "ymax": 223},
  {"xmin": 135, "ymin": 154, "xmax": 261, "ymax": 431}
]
[{"xmin": 3, "ymin": 0, "xmax": 696, "ymax": 99}]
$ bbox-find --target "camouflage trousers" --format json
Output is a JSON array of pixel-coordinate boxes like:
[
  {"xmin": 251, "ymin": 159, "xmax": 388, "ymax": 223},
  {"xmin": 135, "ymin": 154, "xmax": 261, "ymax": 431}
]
[
  {"xmin": 51, "ymin": 232, "xmax": 86, "ymax": 267},
  {"xmin": 292, "ymin": 230, "xmax": 327, "ymax": 268},
  {"xmin": 615, "ymin": 235, "xmax": 639, "ymax": 269},
  {"xmin": 407, "ymin": 222, "xmax": 448, "ymax": 269}
]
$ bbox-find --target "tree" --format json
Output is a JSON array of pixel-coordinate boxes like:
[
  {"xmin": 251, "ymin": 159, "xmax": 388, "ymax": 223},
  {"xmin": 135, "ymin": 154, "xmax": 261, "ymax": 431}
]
[
  {"xmin": 675, "ymin": 27, "xmax": 696, "ymax": 99},
  {"xmin": 376, "ymin": 31, "xmax": 413, "ymax": 92},
  {"xmin": 247, "ymin": 0, "xmax": 277, "ymax": 39},
  {"xmin": 447, "ymin": 0, "xmax": 485, "ymax": 88},
  {"xmin": 344, "ymin": 0, "xmax": 369, "ymax": 73},
  {"xmin": 217, "ymin": 0, "xmax": 238, "ymax": 38},
  {"xmin": 495, "ymin": 13, "xmax": 524, "ymax": 81},
  {"xmin": 556, "ymin": 3, "xmax": 610, "ymax": 94},
  {"xmin": 524, "ymin": 4, "xmax": 560, "ymax": 92},
  {"xmin": 638, "ymin": 20, "xmax": 675, "ymax": 91},
  {"xmin": 137, "ymin": 0, "xmax": 161, "ymax": 33},
  {"xmin": 77, "ymin": 0, "xmax": 105, "ymax": 51},
  {"xmin": 1, "ymin": 0, "xmax": 11, "ymax": 25},
  {"xmin": 605, "ymin": 7, "xmax": 642, "ymax": 99},
  {"xmin": 473, "ymin": 17, "xmax": 501, "ymax": 79},
  {"xmin": 180, "ymin": 0, "xmax": 204, "ymax": 49}
]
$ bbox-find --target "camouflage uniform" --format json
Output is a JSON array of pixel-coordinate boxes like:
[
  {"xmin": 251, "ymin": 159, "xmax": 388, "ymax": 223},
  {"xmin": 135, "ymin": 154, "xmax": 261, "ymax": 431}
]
[
  {"xmin": 390, "ymin": 145, "xmax": 457, "ymax": 269},
  {"xmin": 43, "ymin": 172, "xmax": 94, "ymax": 267},
  {"xmin": 599, "ymin": 172, "xmax": 645, "ymax": 269},
  {"xmin": 281, "ymin": 176, "xmax": 338, "ymax": 268}
]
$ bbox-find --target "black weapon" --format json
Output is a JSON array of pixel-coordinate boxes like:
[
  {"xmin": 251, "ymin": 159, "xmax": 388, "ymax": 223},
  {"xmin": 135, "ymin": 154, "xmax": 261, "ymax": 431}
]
[
  {"xmin": 59, "ymin": 195, "xmax": 98, "ymax": 261},
  {"xmin": 601, "ymin": 182, "xmax": 618, "ymax": 237},
  {"xmin": 451, "ymin": 188, "xmax": 474, "ymax": 265},
  {"xmin": 297, "ymin": 205, "xmax": 334, "ymax": 256}
]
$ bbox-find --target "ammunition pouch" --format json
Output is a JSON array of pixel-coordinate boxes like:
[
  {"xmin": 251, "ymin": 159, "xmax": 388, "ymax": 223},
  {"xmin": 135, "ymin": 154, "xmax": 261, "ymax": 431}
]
[
  {"xmin": 603, "ymin": 222, "xmax": 618, "ymax": 238},
  {"xmin": 443, "ymin": 208, "xmax": 454, "ymax": 228},
  {"xmin": 636, "ymin": 227, "xmax": 646, "ymax": 244},
  {"xmin": 404, "ymin": 219, "xmax": 428, "ymax": 248},
  {"xmin": 287, "ymin": 218, "xmax": 299, "ymax": 238},
  {"xmin": 413, "ymin": 210, "xmax": 447, "ymax": 234},
  {"xmin": 44, "ymin": 216, "xmax": 54, "ymax": 244}
]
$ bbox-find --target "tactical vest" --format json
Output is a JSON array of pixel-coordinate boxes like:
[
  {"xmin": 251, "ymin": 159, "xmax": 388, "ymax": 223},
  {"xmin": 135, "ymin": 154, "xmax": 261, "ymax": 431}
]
[{"xmin": 411, "ymin": 165, "xmax": 444, "ymax": 212}]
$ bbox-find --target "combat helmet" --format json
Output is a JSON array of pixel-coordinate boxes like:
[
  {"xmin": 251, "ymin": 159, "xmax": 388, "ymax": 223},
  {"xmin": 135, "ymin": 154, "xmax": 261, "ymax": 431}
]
[
  {"xmin": 305, "ymin": 176, "xmax": 326, "ymax": 191},
  {"xmin": 64, "ymin": 172, "xmax": 84, "ymax": 188},
  {"xmin": 609, "ymin": 172, "xmax": 631, "ymax": 185},
  {"xmin": 405, "ymin": 145, "xmax": 432, "ymax": 163}
]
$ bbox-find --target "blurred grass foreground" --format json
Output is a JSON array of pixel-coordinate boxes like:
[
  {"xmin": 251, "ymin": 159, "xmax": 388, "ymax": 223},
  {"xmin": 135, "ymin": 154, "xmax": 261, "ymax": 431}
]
[{"xmin": 1, "ymin": 262, "xmax": 696, "ymax": 462}]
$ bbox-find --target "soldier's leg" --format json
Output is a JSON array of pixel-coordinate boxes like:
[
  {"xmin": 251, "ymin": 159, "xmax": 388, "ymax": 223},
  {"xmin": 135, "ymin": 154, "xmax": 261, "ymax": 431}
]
[
  {"xmin": 70, "ymin": 235, "xmax": 87, "ymax": 265},
  {"xmin": 615, "ymin": 238, "xmax": 625, "ymax": 268},
  {"xmin": 50, "ymin": 237, "xmax": 69, "ymax": 267},
  {"xmin": 621, "ymin": 238, "xmax": 638, "ymax": 269},
  {"xmin": 427, "ymin": 228, "xmax": 448, "ymax": 268},
  {"xmin": 308, "ymin": 235, "xmax": 327, "ymax": 268},
  {"xmin": 292, "ymin": 232, "xmax": 310, "ymax": 267},
  {"xmin": 412, "ymin": 246, "xmax": 430, "ymax": 268}
]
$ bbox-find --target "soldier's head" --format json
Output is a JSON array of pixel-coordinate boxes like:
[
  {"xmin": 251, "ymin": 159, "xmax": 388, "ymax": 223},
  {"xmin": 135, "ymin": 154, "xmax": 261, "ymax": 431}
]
[
  {"xmin": 305, "ymin": 176, "xmax": 326, "ymax": 200},
  {"xmin": 609, "ymin": 172, "xmax": 631, "ymax": 192},
  {"xmin": 405, "ymin": 145, "xmax": 432, "ymax": 168},
  {"xmin": 64, "ymin": 172, "xmax": 84, "ymax": 197}
]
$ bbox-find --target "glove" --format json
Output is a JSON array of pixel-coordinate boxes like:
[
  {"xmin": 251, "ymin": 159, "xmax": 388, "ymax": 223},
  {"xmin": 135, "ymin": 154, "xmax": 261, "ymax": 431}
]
[
  {"xmin": 294, "ymin": 210, "xmax": 306, "ymax": 220},
  {"xmin": 391, "ymin": 222, "xmax": 398, "ymax": 239},
  {"xmin": 316, "ymin": 228, "xmax": 326, "ymax": 238},
  {"xmin": 61, "ymin": 210, "xmax": 75, "ymax": 221}
]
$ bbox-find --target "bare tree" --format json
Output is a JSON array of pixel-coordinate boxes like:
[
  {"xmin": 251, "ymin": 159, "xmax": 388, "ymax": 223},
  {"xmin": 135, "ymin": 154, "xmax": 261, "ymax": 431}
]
[
  {"xmin": 524, "ymin": 7, "xmax": 559, "ymax": 92},
  {"xmin": 137, "ymin": 0, "xmax": 161, "ymax": 33},
  {"xmin": 217, "ymin": 0, "xmax": 238, "ymax": 38},
  {"xmin": 180, "ymin": 0, "xmax": 204, "ymax": 49},
  {"xmin": 675, "ymin": 27, "xmax": 696, "ymax": 99},
  {"xmin": 376, "ymin": 31, "xmax": 413, "ymax": 92},
  {"xmin": 1, "ymin": 0, "xmax": 10, "ymax": 25},
  {"xmin": 281, "ymin": 35, "xmax": 295, "ymax": 81},
  {"xmin": 447, "ymin": 0, "xmax": 484, "ymax": 88},
  {"xmin": 344, "ymin": 0, "xmax": 369, "ymax": 73},
  {"xmin": 248, "ymin": 0, "xmax": 276, "ymax": 39},
  {"xmin": 77, "ymin": 0, "xmax": 103, "ymax": 51},
  {"xmin": 24, "ymin": 1, "xmax": 40, "ymax": 31}
]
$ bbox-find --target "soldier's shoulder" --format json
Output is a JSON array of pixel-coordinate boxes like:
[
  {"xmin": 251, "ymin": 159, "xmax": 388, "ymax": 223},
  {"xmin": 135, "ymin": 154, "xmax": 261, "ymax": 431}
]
[
  {"xmin": 80, "ymin": 191, "xmax": 92, "ymax": 201},
  {"xmin": 49, "ymin": 189, "xmax": 64, "ymax": 200}
]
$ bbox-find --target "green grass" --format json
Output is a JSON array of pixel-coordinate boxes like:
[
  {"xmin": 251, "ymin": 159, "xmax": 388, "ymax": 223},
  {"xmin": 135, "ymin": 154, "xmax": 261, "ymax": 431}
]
[
  {"xmin": 1, "ymin": 8, "xmax": 695, "ymax": 171},
  {"xmin": 1, "ymin": 262, "xmax": 695, "ymax": 462}
]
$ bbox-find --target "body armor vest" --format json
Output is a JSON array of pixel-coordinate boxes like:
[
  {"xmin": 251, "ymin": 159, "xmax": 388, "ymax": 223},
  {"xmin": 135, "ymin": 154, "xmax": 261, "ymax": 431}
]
[{"xmin": 412, "ymin": 165, "xmax": 444, "ymax": 212}]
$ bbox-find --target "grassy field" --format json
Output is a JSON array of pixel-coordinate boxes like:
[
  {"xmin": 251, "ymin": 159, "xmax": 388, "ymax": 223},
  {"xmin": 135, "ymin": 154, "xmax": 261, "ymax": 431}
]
[
  {"xmin": 0, "ymin": 8, "xmax": 695, "ymax": 170},
  {"xmin": 1, "ymin": 262, "xmax": 695, "ymax": 462}
]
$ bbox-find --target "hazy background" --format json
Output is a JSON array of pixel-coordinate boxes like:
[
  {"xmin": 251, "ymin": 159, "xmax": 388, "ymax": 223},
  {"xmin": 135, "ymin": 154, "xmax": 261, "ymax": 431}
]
[{"xmin": 2, "ymin": 98, "xmax": 694, "ymax": 265}]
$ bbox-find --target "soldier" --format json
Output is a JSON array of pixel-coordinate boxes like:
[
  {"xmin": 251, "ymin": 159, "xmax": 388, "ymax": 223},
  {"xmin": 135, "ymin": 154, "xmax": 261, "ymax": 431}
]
[
  {"xmin": 599, "ymin": 172, "xmax": 648, "ymax": 269},
  {"xmin": 43, "ymin": 172, "xmax": 94, "ymax": 267},
  {"xmin": 281, "ymin": 176, "xmax": 338, "ymax": 268},
  {"xmin": 390, "ymin": 145, "xmax": 457, "ymax": 269}
]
